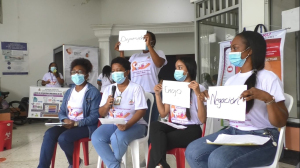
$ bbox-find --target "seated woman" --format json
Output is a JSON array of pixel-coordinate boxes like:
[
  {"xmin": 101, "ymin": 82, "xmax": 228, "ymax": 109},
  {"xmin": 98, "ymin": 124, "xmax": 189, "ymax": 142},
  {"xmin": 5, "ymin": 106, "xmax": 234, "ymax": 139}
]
[
  {"xmin": 92, "ymin": 57, "xmax": 148, "ymax": 168},
  {"xmin": 185, "ymin": 31, "xmax": 288, "ymax": 168},
  {"xmin": 37, "ymin": 58, "xmax": 101, "ymax": 168},
  {"xmin": 148, "ymin": 57, "xmax": 207, "ymax": 168},
  {"xmin": 42, "ymin": 62, "xmax": 64, "ymax": 87}
]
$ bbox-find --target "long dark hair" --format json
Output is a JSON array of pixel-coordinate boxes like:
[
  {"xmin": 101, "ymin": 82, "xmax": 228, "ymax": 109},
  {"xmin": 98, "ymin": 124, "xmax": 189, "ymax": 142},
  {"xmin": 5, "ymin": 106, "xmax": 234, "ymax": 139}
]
[
  {"xmin": 177, "ymin": 57, "xmax": 197, "ymax": 120},
  {"xmin": 102, "ymin": 65, "xmax": 111, "ymax": 78},
  {"xmin": 237, "ymin": 31, "xmax": 266, "ymax": 113},
  {"xmin": 147, "ymin": 31, "xmax": 156, "ymax": 47},
  {"xmin": 48, "ymin": 62, "xmax": 58, "ymax": 73}
]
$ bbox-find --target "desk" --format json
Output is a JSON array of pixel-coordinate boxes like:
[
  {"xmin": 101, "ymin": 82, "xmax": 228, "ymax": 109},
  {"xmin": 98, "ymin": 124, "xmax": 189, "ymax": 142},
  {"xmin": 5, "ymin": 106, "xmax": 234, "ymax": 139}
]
[{"xmin": 28, "ymin": 86, "xmax": 69, "ymax": 119}]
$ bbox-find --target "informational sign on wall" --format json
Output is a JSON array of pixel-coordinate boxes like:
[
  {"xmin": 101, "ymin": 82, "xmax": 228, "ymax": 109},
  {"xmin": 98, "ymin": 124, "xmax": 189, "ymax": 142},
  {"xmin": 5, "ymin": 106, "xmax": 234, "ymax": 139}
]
[
  {"xmin": 1, "ymin": 41, "xmax": 29, "ymax": 75},
  {"xmin": 28, "ymin": 86, "xmax": 69, "ymax": 119},
  {"xmin": 63, "ymin": 45, "xmax": 98, "ymax": 87}
]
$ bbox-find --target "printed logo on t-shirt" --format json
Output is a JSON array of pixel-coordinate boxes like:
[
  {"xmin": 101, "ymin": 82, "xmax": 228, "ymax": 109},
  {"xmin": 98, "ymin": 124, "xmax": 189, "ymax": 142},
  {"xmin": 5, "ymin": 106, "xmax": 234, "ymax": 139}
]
[
  {"xmin": 131, "ymin": 61, "xmax": 151, "ymax": 72},
  {"xmin": 109, "ymin": 107, "xmax": 130, "ymax": 118},
  {"xmin": 129, "ymin": 99, "xmax": 134, "ymax": 105},
  {"xmin": 68, "ymin": 105, "xmax": 83, "ymax": 121}
]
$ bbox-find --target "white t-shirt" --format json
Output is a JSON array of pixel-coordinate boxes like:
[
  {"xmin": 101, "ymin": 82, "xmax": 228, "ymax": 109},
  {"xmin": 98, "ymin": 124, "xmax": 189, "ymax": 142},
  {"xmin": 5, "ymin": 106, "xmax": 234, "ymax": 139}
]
[
  {"xmin": 226, "ymin": 69, "xmax": 285, "ymax": 131},
  {"xmin": 129, "ymin": 50, "xmax": 167, "ymax": 93},
  {"xmin": 42, "ymin": 72, "xmax": 63, "ymax": 87},
  {"xmin": 170, "ymin": 84, "xmax": 206, "ymax": 125},
  {"xmin": 67, "ymin": 85, "xmax": 88, "ymax": 121},
  {"xmin": 97, "ymin": 73, "xmax": 113, "ymax": 93},
  {"xmin": 99, "ymin": 81, "xmax": 148, "ymax": 125}
]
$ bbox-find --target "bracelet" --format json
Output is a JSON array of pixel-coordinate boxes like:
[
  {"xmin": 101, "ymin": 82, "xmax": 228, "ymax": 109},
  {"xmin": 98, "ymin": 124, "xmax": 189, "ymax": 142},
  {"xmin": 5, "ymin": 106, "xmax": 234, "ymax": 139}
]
[{"xmin": 265, "ymin": 96, "xmax": 275, "ymax": 105}]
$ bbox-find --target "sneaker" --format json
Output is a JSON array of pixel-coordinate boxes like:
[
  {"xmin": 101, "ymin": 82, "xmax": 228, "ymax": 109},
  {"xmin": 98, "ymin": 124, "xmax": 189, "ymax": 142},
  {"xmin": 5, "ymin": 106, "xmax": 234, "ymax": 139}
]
[
  {"xmin": 67, "ymin": 158, "xmax": 83, "ymax": 168},
  {"xmin": 140, "ymin": 160, "xmax": 146, "ymax": 168}
]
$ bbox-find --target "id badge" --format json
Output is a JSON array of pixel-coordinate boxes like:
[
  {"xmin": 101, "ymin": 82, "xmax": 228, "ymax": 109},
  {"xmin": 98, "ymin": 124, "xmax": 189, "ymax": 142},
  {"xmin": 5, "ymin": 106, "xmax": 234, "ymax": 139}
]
[{"xmin": 114, "ymin": 96, "xmax": 122, "ymax": 105}]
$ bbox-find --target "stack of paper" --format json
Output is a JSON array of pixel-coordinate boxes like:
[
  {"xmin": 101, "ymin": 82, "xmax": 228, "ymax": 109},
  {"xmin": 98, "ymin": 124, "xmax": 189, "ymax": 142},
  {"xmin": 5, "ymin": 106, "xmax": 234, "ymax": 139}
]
[
  {"xmin": 45, "ymin": 122, "xmax": 66, "ymax": 127},
  {"xmin": 160, "ymin": 121, "xmax": 187, "ymax": 129},
  {"xmin": 206, "ymin": 134, "xmax": 270, "ymax": 146},
  {"xmin": 99, "ymin": 118, "xmax": 126, "ymax": 125}
]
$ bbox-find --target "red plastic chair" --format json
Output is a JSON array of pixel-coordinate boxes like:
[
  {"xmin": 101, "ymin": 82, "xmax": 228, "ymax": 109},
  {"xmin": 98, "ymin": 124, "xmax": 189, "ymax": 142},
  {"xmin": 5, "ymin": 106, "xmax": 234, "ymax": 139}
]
[
  {"xmin": 51, "ymin": 121, "xmax": 101, "ymax": 168},
  {"xmin": 147, "ymin": 116, "xmax": 206, "ymax": 168}
]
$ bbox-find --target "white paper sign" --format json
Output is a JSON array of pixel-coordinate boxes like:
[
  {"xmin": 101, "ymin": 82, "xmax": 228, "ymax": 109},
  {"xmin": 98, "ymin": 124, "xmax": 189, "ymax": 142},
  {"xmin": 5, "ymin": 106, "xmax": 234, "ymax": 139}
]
[
  {"xmin": 207, "ymin": 85, "xmax": 247, "ymax": 121},
  {"xmin": 206, "ymin": 134, "xmax": 270, "ymax": 146},
  {"xmin": 119, "ymin": 30, "xmax": 147, "ymax": 50},
  {"xmin": 162, "ymin": 80, "xmax": 190, "ymax": 108}
]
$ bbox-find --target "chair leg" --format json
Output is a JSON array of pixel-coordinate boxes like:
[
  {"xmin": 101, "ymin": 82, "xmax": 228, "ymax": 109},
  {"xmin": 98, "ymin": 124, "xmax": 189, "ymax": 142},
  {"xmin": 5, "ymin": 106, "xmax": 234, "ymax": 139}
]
[
  {"xmin": 122, "ymin": 152, "xmax": 127, "ymax": 168},
  {"xmin": 147, "ymin": 144, "xmax": 152, "ymax": 168},
  {"xmin": 97, "ymin": 156, "xmax": 102, "ymax": 168},
  {"xmin": 143, "ymin": 142, "xmax": 149, "ymax": 167},
  {"xmin": 130, "ymin": 142, "xmax": 140, "ymax": 168},
  {"xmin": 82, "ymin": 141, "xmax": 89, "ymax": 165},
  {"xmin": 73, "ymin": 141, "xmax": 80, "ymax": 168},
  {"xmin": 175, "ymin": 150, "xmax": 185, "ymax": 168},
  {"xmin": 51, "ymin": 143, "xmax": 57, "ymax": 168}
]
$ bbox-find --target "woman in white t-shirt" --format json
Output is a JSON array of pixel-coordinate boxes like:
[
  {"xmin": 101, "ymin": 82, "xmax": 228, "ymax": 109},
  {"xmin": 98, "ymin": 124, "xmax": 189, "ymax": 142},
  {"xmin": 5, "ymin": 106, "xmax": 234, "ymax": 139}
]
[
  {"xmin": 185, "ymin": 31, "xmax": 289, "ymax": 168},
  {"xmin": 115, "ymin": 31, "xmax": 167, "ymax": 124},
  {"xmin": 148, "ymin": 57, "xmax": 207, "ymax": 168},
  {"xmin": 92, "ymin": 57, "xmax": 148, "ymax": 168},
  {"xmin": 42, "ymin": 62, "xmax": 64, "ymax": 87},
  {"xmin": 97, "ymin": 65, "xmax": 113, "ymax": 94}
]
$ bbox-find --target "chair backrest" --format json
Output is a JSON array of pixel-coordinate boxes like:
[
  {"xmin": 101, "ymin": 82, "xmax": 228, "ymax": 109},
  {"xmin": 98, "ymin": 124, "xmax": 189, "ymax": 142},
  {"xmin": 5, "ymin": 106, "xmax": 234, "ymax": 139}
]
[
  {"xmin": 270, "ymin": 93, "xmax": 293, "ymax": 168},
  {"xmin": 145, "ymin": 92, "xmax": 154, "ymax": 138}
]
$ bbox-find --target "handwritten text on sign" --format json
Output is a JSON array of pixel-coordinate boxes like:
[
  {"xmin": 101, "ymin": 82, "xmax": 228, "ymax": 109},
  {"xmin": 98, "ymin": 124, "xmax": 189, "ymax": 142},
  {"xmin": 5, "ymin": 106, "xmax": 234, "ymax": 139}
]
[
  {"xmin": 119, "ymin": 30, "xmax": 147, "ymax": 51},
  {"xmin": 207, "ymin": 85, "xmax": 247, "ymax": 121},
  {"xmin": 162, "ymin": 80, "xmax": 190, "ymax": 108}
]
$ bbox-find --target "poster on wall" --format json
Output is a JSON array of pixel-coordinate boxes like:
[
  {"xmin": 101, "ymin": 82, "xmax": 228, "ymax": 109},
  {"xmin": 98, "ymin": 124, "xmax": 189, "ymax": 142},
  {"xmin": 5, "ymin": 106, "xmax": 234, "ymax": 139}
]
[
  {"xmin": 1, "ymin": 42, "xmax": 29, "ymax": 75},
  {"xmin": 28, "ymin": 86, "xmax": 69, "ymax": 119},
  {"xmin": 63, "ymin": 45, "xmax": 98, "ymax": 87},
  {"xmin": 206, "ymin": 29, "xmax": 287, "ymax": 135}
]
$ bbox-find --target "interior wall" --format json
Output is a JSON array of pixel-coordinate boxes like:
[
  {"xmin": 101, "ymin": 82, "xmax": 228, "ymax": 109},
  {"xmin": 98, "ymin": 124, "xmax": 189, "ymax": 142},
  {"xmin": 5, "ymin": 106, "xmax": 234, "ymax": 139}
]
[
  {"xmin": 0, "ymin": 0, "xmax": 101, "ymax": 102},
  {"xmin": 98, "ymin": 0, "xmax": 194, "ymax": 24},
  {"xmin": 270, "ymin": 0, "xmax": 299, "ymax": 118}
]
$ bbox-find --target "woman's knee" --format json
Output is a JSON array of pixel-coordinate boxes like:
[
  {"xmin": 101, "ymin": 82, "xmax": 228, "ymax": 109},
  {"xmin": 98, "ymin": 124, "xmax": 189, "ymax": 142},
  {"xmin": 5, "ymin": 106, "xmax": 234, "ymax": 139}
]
[{"xmin": 149, "ymin": 121, "xmax": 162, "ymax": 134}]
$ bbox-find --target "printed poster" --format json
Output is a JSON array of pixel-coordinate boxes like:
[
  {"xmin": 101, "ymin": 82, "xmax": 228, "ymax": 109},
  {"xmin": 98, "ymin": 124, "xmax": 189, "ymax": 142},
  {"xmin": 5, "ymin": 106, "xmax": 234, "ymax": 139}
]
[
  {"xmin": 63, "ymin": 45, "xmax": 98, "ymax": 87},
  {"xmin": 28, "ymin": 86, "xmax": 69, "ymax": 118},
  {"xmin": 1, "ymin": 42, "xmax": 29, "ymax": 75}
]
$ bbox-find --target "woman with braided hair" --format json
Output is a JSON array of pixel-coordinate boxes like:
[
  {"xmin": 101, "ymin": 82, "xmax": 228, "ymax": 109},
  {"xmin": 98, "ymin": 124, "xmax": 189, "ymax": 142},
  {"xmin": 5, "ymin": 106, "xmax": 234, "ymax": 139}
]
[{"xmin": 185, "ymin": 31, "xmax": 288, "ymax": 168}]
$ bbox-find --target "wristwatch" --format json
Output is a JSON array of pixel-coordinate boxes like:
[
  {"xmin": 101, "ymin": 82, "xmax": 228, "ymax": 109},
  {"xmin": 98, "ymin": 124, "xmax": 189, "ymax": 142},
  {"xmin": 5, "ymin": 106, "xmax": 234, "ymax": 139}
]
[{"xmin": 74, "ymin": 121, "xmax": 79, "ymax": 127}]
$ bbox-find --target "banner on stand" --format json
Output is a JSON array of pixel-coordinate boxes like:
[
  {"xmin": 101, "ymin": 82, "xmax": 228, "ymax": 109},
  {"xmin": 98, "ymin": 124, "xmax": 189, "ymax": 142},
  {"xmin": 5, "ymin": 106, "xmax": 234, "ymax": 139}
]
[
  {"xmin": 28, "ymin": 86, "xmax": 69, "ymax": 119},
  {"xmin": 63, "ymin": 45, "xmax": 98, "ymax": 87}
]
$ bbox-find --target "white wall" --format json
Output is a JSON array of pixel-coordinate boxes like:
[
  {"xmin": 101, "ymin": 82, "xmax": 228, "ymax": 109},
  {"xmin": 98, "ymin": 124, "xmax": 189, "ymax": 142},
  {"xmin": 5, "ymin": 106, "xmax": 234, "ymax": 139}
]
[
  {"xmin": 98, "ymin": 0, "xmax": 194, "ymax": 24},
  {"xmin": 0, "ymin": 0, "xmax": 101, "ymax": 102},
  {"xmin": 0, "ymin": 0, "xmax": 195, "ymax": 102}
]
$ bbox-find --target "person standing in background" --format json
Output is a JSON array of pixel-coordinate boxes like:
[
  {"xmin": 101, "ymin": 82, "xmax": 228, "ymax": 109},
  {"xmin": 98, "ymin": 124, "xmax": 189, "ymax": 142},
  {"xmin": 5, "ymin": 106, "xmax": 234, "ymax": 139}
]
[
  {"xmin": 97, "ymin": 65, "xmax": 113, "ymax": 94},
  {"xmin": 114, "ymin": 31, "xmax": 167, "ymax": 125},
  {"xmin": 42, "ymin": 62, "xmax": 64, "ymax": 87}
]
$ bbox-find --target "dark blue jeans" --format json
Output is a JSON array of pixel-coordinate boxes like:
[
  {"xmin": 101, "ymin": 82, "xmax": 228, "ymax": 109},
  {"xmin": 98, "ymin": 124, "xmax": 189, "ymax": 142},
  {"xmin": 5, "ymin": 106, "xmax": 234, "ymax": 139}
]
[
  {"xmin": 37, "ymin": 126, "xmax": 89, "ymax": 168},
  {"xmin": 185, "ymin": 127, "xmax": 280, "ymax": 168}
]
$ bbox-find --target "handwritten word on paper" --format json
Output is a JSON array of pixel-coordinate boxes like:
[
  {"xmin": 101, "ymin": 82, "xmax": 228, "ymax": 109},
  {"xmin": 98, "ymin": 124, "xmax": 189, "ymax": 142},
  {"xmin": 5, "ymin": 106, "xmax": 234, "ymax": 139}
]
[
  {"xmin": 207, "ymin": 85, "xmax": 247, "ymax": 121},
  {"xmin": 162, "ymin": 80, "xmax": 190, "ymax": 108},
  {"xmin": 119, "ymin": 30, "xmax": 147, "ymax": 51}
]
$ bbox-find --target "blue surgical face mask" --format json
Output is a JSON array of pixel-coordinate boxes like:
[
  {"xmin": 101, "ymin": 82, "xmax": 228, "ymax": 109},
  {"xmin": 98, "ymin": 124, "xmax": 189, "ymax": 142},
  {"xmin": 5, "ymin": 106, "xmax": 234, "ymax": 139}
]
[
  {"xmin": 174, "ymin": 70, "xmax": 187, "ymax": 82},
  {"xmin": 71, "ymin": 74, "xmax": 85, "ymax": 85},
  {"xmin": 112, "ymin": 71, "xmax": 126, "ymax": 84},
  {"xmin": 228, "ymin": 47, "xmax": 250, "ymax": 67},
  {"xmin": 50, "ymin": 67, "xmax": 56, "ymax": 72}
]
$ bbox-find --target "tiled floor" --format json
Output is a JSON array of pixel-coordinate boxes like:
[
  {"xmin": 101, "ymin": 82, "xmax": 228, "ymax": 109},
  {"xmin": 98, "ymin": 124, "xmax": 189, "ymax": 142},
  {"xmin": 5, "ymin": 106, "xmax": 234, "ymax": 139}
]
[{"xmin": 0, "ymin": 121, "xmax": 297, "ymax": 168}]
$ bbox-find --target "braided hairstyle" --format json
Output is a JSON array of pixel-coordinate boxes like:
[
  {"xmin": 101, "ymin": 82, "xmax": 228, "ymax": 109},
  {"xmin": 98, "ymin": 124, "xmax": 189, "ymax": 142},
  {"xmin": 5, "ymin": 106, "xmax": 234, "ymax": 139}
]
[
  {"xmin": 237, "ymin": 31, "xmax": 266, "ymax": 113},
  {"xmin": 177, "ymin": 57, "xmax": 197, "ymax": 120}
]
